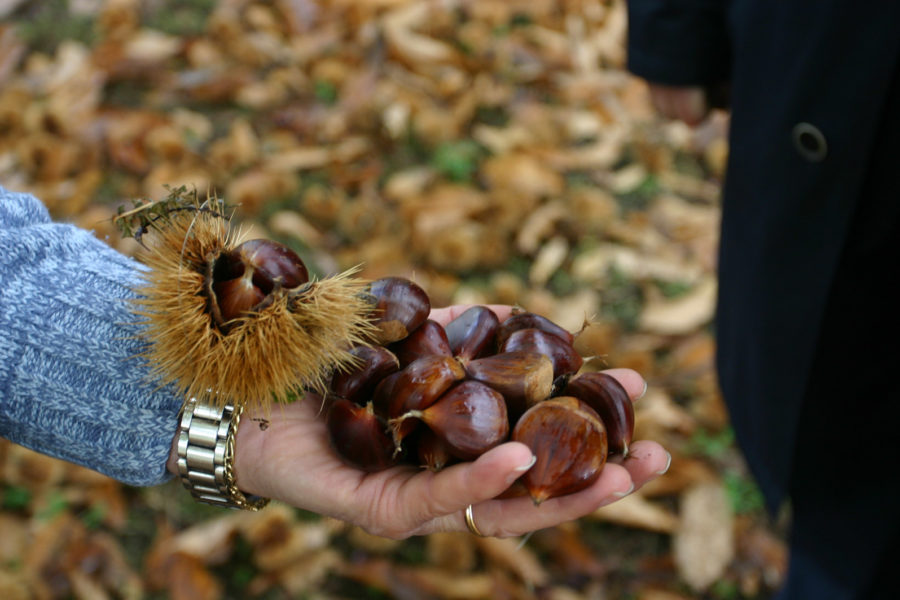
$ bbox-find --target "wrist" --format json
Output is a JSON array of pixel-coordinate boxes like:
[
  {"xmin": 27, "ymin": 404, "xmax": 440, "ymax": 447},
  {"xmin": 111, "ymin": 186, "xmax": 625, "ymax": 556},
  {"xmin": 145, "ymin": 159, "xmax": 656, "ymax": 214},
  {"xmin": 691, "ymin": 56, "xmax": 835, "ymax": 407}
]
[
  {"xmin": 171, "ymin": 399, "xmax": 270, "ymax": 510},
  {"xmin": 232, "ymin": 407, "xmax": 269, "ymax": 498}
]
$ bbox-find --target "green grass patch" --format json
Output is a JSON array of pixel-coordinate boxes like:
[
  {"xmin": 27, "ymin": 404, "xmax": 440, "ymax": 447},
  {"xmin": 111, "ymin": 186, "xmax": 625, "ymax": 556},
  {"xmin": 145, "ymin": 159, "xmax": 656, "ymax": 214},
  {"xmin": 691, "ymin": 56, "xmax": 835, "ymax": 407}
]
[
  {"xmin": 686, "ymin": 426, "xmax": 735, "ymax": 459},
  {"xmin": 599, "ymin": 265, "xmax": 644, "ymax": 331},
  {"xmin": 2, "ymin": 485, "xmax": 32, "ymax": 511},
  {"xmin": 430, "ymin": 140, "xmax": 485, "ymax": 182},
  {"xmin": 14, "ymin": 0, "xmax": 96, "ymax": 53}
]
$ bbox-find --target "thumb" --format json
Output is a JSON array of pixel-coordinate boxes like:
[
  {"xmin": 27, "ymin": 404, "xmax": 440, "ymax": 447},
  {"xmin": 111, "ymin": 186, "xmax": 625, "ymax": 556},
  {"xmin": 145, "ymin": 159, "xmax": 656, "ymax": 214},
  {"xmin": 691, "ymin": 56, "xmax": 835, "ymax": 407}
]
[{"xmin": 404, "ymin": 441, "xmax": 535, "ymax": 518}]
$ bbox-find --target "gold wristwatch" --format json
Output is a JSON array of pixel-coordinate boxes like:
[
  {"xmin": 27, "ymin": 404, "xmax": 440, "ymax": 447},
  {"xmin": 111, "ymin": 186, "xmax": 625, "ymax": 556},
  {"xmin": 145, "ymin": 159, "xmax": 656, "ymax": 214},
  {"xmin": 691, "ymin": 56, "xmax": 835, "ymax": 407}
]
[{"xmin": 176, "ymin": 397, "xmax": 269, "ymax": 511}]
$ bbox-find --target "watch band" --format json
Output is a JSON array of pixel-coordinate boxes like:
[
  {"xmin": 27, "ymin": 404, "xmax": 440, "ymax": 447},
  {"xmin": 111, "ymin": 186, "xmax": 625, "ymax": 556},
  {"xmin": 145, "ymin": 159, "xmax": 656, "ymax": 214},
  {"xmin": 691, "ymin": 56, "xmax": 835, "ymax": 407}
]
[{"xmin": 176, "ymin": 397, "xmax": 270, "ymax": 511}]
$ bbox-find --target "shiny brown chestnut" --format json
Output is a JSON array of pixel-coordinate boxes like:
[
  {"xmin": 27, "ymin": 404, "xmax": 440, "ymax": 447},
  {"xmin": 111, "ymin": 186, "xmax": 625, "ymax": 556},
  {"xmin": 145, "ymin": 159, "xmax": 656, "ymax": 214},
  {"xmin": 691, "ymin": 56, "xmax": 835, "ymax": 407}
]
[
  {"xmin": 389, "ymin": 319, "xmax": 452, "ymax": 368},
  {"xmin": 495, "ymin": 310, "xmax": 575, "ymax": 348},
  {"xmin": 372, "ymin": 354, "xmax": 466, "ymax": 442},
  {"xmin": 463, "ymin": 351, "xmax": 554, "ymax": 420},
  {"xmin": 444, "ymin": 305, "xmax": 500, "ymax": 362},
  {"xmin": 367, "ymin": 277, "xmax": 431, "ymax": 344},
  {"xmin": 500, "ymin": 328, "xmax": 583, "ymax": 379},
  {"xmin": 512, "ymin": 396, "xmax": 608, "ymax": 505},
  {"xmin": 326, "ymin": 398, "xmax": 397, "ymax": 472},
  {"xmin": 562, "ymin": 372, "xmax": 635, "ymax": 456},
  {"xmin": 416, "ymin": 428, "xmax": 457, "ymax": 472},
  {"xmin": 390, "ymin": 380, "xmax": 509, "ymax": 460},
  {"xmin": 330, "ymin": 345, "xmax": 400, "ymax": 405},
  {"xmin": 210, "ymin": 239, "xmax": 309, "ymax": 323}
]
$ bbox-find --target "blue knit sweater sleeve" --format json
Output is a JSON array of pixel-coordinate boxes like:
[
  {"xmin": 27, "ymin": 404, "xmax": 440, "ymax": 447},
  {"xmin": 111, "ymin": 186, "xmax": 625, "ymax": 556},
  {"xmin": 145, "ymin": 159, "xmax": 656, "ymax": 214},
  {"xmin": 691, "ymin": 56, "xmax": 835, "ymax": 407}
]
[{"xmin": 0, "ymin": 186, "xmax": 182, "ymax": 486}]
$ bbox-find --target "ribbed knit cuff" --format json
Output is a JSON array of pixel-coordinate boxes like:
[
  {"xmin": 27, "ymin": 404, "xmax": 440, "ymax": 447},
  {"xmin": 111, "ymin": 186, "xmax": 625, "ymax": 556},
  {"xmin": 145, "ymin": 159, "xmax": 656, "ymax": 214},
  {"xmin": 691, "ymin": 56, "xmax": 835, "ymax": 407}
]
[{"xmin": 0, "ymin": 186, "xmax": 183, "ymax": 486}]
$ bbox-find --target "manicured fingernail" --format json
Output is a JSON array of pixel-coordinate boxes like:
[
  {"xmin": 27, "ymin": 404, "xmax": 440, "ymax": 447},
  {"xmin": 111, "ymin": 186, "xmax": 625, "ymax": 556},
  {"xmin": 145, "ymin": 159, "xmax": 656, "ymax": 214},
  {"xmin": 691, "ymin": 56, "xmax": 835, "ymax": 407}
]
[
  {"xmin": 637, "ymin": 380, "xmax": 648, "ymax": 400},
  {"xmin": 656, "ymin": 451, "xmax": 672, "ymax": 475},
  {"xmin": 506, "ymin": 455, "xmax": 536, "ymax": 484},
  {"xmin": 613, "ymin": 482, "xmax": 634, "ymax": 498},
  {"xmin": 514, "ymin": 455, "xmax": 537, "ymax": 472}
]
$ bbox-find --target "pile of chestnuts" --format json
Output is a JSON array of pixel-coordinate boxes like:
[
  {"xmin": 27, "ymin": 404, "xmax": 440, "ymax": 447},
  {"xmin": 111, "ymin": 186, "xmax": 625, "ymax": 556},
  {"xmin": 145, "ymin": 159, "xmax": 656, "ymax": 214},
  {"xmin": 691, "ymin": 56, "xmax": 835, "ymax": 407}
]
[
  {"xmin": 327, "ymin": 277, "xmax": 636, "ymax": 506},
  {"xmin": 194, "ymin": 234, "xmax": 634, "ymax": 506}
]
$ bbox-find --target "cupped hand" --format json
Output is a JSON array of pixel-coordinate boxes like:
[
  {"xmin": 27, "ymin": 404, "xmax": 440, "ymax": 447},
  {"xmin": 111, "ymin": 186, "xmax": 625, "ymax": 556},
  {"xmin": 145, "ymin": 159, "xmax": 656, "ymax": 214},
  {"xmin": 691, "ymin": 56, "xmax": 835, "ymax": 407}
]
[
  {"xmin": 222, "ymin": 305, "xmax": 670, "ymax": 539},
  {"xmin": 647, "ymin": 83, "xmax": 710, "ymax": 126}
]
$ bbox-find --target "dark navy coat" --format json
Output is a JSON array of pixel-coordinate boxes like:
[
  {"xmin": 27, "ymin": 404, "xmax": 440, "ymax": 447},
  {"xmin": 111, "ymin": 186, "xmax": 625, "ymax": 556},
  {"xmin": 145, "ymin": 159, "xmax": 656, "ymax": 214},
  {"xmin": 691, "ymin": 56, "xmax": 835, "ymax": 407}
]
[{"xmin": 627, "ymin": 1, "xmax": 900, "ymax": 598}]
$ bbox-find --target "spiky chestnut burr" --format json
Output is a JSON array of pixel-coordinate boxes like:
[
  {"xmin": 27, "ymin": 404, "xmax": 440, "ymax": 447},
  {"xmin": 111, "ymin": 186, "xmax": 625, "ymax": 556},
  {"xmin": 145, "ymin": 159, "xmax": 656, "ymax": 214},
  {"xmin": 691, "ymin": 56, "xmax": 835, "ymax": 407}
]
[{"xmin": 120, "ymin": 189, "xmax": 375, "ymax": 411}]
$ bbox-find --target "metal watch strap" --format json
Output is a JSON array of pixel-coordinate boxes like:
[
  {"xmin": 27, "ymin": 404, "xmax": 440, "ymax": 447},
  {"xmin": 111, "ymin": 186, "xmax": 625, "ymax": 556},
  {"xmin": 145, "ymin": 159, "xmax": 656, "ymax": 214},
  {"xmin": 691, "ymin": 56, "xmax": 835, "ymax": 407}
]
[{"xmin": 176, "ymin": 398, "xmax": 269, "ymax": 511}]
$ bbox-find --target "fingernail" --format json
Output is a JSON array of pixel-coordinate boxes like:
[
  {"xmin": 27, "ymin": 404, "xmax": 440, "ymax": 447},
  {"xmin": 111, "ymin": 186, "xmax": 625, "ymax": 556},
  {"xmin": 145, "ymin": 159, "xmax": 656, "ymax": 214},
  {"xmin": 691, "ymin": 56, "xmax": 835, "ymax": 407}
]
[
  {"xmin": 613, "ymin": 482, "xmax": 634, "ymax": 498},
  {"xmin": 637, "ymin": 380, "xmax": 648, "ymax": 400},
  {"xmin": 655, "ymin": 451, "xmax": 672, "ymax": 475},
  {"xmin": 506, "ymin": 455, "xmax": 536, "ymax": 484},
  {"xmin": 514, "ymin": 455, "xmax": 537, "ymax": 472}
]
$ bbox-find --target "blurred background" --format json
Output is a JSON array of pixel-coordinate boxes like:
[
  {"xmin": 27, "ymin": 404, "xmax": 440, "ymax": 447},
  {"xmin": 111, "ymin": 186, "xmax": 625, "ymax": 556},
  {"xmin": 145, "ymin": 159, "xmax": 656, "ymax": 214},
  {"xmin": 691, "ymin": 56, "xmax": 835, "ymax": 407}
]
[{"xmin": 0, "ymin": 1, "xmax": 787, "ymax": 598}]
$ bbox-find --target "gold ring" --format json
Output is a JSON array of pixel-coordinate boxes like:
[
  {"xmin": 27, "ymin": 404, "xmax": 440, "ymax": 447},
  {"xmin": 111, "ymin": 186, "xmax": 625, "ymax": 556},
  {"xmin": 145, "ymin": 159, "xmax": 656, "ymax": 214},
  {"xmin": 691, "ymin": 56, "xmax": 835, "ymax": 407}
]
[{"xmin": 465, "ymin": 504, "xmax": 486, "ymax": 537}]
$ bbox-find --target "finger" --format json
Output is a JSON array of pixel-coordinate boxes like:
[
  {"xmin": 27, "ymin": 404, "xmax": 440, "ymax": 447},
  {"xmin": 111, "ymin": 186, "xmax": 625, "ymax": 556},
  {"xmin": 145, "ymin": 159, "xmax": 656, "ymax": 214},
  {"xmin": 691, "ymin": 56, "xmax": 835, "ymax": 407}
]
[
  {"xmin": 648, "ymin": 85, "xmax": 676, "ymax": 119},
  {"xmin": 429, "ymin": 304, "xmax": 515, "ymax": 326},
  {"xmin": 597, "ymin": 367, "xmax": 646, "ymax": 401},
  {"xmin": 616, "ymin": 440, "xmax": 671, "ymax": 491},
  {"xmin": 672, "ymin": 87, "xmax": 709, "ymax": 126},
  {"xmin": 446, "ymin": 462, "xmax": 634, "ymax": 538},
  {"xmin": 400, "ymin": 441, "xmax": 535, "ymax": 526},
  {"xmin": 647, "ymin": 84, "xmax": 708, "ymax": 126}
]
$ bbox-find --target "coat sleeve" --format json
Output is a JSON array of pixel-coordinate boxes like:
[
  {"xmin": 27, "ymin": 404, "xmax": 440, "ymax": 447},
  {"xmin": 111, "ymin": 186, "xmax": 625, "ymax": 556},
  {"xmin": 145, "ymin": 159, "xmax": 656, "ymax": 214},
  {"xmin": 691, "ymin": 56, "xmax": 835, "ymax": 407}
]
[
  {"xmin": 626, "ymin": 0, "xmax": 732, "ymax": 86},
  {"xmin": 0, "ymin": 186, "xmax": 182, "ymax": 486}
]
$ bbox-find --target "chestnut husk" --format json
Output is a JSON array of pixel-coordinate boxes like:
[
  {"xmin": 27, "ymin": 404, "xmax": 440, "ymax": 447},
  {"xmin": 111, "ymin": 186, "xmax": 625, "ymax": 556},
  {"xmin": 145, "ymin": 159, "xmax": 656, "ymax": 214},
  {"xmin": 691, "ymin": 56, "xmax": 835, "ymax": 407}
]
[{"xmin": 128, "ymin": 193, "xmax": 374, "ymax": 410}]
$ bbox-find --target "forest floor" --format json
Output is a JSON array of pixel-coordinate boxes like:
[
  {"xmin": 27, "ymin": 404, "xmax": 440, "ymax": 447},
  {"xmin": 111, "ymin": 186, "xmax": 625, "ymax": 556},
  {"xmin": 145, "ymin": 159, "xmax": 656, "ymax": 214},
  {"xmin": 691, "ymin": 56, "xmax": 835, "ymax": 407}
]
[{"xmin": 0, "ymin": 1, "xmax": 788, "ymax": 599}]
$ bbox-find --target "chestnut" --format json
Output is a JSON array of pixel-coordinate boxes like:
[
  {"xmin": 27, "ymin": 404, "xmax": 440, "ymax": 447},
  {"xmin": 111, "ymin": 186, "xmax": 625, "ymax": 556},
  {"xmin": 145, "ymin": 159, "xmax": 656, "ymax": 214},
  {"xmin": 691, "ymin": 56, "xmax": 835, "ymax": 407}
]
[
  {"xmin": 500, "ymin": 328, "xmax": 583, "ymax": 378},
  {"xmin": 463, "ymin": 350, "xmax": 554, "ymax": 420},
  {"xmin": 389, "ymin": 319, "xmax": 452, "ymax": 368},
  {"xmin": 561, "ymin": 372, "xmax": 635, "ymax": 456},
  {"xmin": 391, "ymin": 380, "xmax": 509, "ymax": 460},
  {"xmin": 495, "ymin": 310, "xmax": 575, "ymax": 348},
  {"xmin": 444, "ymin": 305, "xmax": 500, "ymax": 362},
  {"xmin": 210, "ymin": 239, "xmax": 309, "ymax": 323},
  {"xmin": 512, "ymin": 396, "xmax": 608, "ymax": 505},
  {"xmin": 367, "ymin": 277, "xmax": 431, "ymax": 344},
  {"xmin": 372, "ymin": 354, "xmax": 466, "ymax": 442},
  {"xmin": 330, "ymin": 345, "xmax": 400, "ymax": 405},
  {"xmin": 327, "ymin": 399, "xmax": 397, "ymax": 472}
]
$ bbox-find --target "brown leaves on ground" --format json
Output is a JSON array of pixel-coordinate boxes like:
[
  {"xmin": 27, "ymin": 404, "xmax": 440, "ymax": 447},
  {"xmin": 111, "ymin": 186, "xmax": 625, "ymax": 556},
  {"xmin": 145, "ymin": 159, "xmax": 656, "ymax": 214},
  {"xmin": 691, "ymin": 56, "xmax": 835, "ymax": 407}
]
[{"xmin": 0, "ymin": 1, "xmax": 784, "ymax": 598}]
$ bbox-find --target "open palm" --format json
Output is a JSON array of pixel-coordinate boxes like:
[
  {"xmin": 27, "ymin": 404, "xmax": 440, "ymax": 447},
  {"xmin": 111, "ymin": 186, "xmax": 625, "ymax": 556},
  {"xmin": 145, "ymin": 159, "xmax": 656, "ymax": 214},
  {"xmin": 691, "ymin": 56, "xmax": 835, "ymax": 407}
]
[{"xmin": 230, "ymin": 305, "xmax": 670, "ymax": 539}]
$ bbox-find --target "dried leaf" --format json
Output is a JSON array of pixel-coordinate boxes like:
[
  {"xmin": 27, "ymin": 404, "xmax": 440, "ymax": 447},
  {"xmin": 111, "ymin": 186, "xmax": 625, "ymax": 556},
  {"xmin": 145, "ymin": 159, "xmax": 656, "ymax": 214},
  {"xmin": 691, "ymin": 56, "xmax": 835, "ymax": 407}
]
[
  {"xmin": 673, "ymin": 482, "xmax": 735, "ymax": 591},
  {"xmin": 529, "ymin": 236, "xmax": 569, "ymax": 286},
  {"xmin": 639, "ymin": 276, "xmax": 718, "ymax": 335},
  {"xmin": 592, "ymin": 493, "xmax": 680, "ymax": 534},
  {"xmin": 426, "ymin": 532, "xmax": 478, "ymax": 573},
  {"xmin": 474, "ymin": 536, "xmax": 548, "ymax": 587}
]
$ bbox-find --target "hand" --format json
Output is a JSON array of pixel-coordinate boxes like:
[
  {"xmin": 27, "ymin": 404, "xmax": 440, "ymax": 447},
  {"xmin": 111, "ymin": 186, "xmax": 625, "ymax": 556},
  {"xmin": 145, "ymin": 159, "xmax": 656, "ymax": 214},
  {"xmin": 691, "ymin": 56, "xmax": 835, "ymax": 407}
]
[
  {"xmin": 647, "ymin": 83, "xmax": 710, "ymax": 126},
  {"xmin": 174, "ymin": 305, "xmax": 670, "ymax": 539}
]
